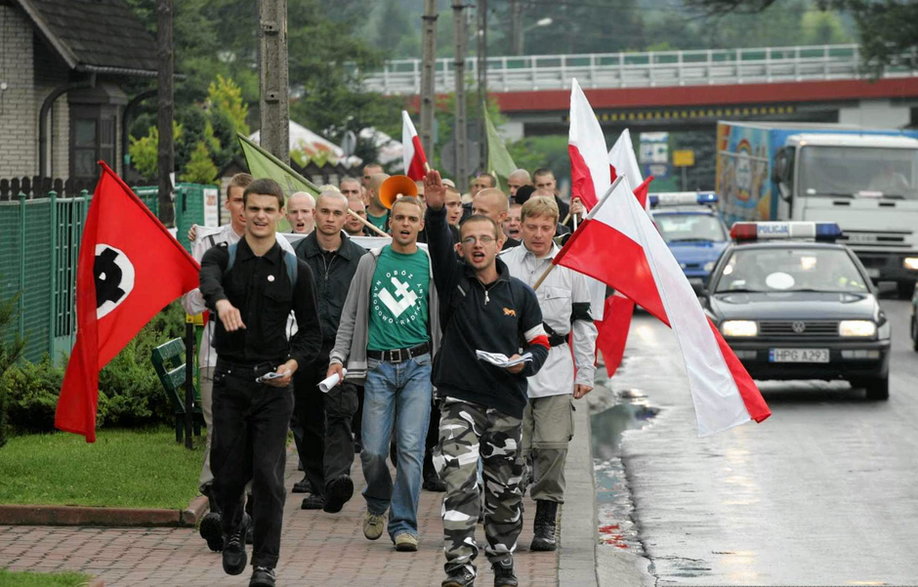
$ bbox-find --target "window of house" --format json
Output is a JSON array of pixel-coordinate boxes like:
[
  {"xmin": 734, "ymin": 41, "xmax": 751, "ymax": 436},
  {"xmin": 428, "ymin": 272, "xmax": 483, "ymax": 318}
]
[{"xmin": 70, "ymin": 105, "xmax": 116, "ymax": 180}]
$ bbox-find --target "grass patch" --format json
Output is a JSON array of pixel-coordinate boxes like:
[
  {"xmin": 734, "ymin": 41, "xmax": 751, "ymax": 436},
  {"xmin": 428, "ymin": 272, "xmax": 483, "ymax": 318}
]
[
  {"xmin": 0, "ymin": 427, "xmax": 205, "ymax": 509},
  {"xmin": 0, "ymin": 569, "xmax": 91, "ymax": 586}
]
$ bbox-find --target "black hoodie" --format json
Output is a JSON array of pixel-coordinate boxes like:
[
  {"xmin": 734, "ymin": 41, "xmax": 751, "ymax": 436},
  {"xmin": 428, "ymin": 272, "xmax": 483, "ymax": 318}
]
[{"xmin": 426, "ymin": 206, "xmax": 549, "ymax": 418}]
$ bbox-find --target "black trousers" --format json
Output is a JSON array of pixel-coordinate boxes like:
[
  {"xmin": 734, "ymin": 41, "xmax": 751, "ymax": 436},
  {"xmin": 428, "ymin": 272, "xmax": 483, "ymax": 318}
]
[
  {"xmin": 293, "ymin": 343, "xmax": 359, "ymax": 494},
  {"xmin": 292, "ymin": 346, "xmax": 329, "ymax": 496},
  {"xmin": 211, "ymin": 359, "xmax": 293, "ymax": 568}
]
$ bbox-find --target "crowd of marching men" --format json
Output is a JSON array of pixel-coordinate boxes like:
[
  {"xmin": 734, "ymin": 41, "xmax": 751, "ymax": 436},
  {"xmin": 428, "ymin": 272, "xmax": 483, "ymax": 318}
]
[{"xmin": 182, "ymin": 163, "xmax": 598, "ymax": 587}]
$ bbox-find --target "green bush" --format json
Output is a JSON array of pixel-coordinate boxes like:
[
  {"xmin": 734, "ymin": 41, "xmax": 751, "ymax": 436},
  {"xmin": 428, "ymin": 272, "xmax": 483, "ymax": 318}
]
[
  {"xmin": 97, "ymin": 301, "xmax": 188, "ymax": 427},
  {"xmin": 0, "ymin": 291, "xmax": 26, "ymax": 447},
  {"xmin": 1, "ymin": 356, "xmax": 63, "ymax": 434},
  {"xmin": 0, "ymin": 302, "xmax": 189, "ymax": 436}
]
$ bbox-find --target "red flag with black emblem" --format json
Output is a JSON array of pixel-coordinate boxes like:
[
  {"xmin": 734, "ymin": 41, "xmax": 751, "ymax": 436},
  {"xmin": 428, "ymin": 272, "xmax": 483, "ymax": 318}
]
[{"xmin": 55, "ymin": 162, "xmax": 200, "ymax": 442}]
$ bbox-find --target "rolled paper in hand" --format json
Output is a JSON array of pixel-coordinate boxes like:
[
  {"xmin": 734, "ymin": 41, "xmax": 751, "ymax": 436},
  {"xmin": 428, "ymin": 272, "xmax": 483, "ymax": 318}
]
[{"xmin": 318, "ymin": 369, "xmax": 347, "ymax": 393}]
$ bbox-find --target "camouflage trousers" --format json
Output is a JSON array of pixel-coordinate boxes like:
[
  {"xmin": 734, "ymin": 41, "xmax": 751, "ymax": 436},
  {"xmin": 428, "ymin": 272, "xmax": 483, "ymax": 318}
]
[{"xmin": 433, "ymin": 397, "xmax": 524, "ymax": 577}]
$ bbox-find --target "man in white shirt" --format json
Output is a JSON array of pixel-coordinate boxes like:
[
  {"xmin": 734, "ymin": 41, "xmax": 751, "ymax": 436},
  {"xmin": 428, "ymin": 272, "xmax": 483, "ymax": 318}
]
[{"xmin": 499, "ymin": 195, "xmax": 597, "ymax": 552}]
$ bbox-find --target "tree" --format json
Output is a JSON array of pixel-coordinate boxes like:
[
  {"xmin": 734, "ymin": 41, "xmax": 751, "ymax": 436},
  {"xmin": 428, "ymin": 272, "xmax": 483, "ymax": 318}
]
[
  {"xmin": 685, "ymin": 0, "xmax": 918, "ymax": 73},
  {"xmin": 180, "ymin": 141, "xmax": 219, "ymax": 184}
]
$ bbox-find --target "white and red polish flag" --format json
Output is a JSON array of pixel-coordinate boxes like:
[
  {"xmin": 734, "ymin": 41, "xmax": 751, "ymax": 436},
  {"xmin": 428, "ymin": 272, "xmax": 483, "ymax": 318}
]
[
  {"xmin": 598, "ymin": 128, "xmax": 651, "ymax": 376},
  {"xmin": 568, "ymin": 79, "xmax": 611, "ymax": 211},
  {"xmin": 608, "ymin": 129, "xmax": 645, "ymax": 209},
  {"xmin": 554, "ymin": 176, "xmax": 771, "ymax": 435},
  {"xmin": 569, "ymin": 79, "xmax": 649, "ymax": 374},
  {"xmin": 402, "ymin": 110, "xmax": 428, "ymax": 181}
]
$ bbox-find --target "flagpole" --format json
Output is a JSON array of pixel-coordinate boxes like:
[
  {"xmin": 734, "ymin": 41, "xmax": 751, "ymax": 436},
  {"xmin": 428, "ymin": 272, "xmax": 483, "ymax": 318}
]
[
  {"xmin": 532, "ymin": 176, "xmax": 623, "ymax": 290},
  {"xmin": 347, "ymin": 209, "xmax": 389, "ymax": 237}
]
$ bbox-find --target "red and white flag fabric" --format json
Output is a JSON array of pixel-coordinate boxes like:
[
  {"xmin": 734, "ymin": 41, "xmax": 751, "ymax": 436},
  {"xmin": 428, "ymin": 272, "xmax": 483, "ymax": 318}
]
[
  {"xmin": 55, "ymin": 162, "xmax": 200, "ymax": 442},
  {"xmin": 595, "ymin": 174, "xmax": 654, "ymax": 376},
  {"xmin": 554, "ymin": 176, "xmax": 771, "ymax": 435},
  {"xmin": 608, "ymin": 129, "xmax": 645, "ymax": 209},
  {"xmin": 402, "ymin": 110, "xmax": 428, "ymax": 181},
  {"xmin": 568, "ymin": 79, "xmax": 611, "ymax": 211}
]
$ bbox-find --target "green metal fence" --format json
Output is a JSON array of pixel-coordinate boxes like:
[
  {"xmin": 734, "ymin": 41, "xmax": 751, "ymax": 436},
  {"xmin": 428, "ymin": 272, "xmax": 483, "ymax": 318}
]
[
  {"xmin": 0, "ymin": 192, "xmax": 90, "ymax": 363},
  {"xmin": 0, "ymin": 183, "xmax": 215, "ymax": 365}
]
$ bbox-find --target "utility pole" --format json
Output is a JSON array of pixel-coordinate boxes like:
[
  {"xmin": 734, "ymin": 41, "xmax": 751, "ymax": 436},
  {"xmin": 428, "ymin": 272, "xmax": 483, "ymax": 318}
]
[
  {"xmin": 477, "ymin": 0, "xmax": 488, "ymax": 174},
  {"xmin": 510, "ymin": 0, "xmax": 523, "ymax": 56},
  {"xmin": 453, "ymin": 0, "xmax": 468, "ymax": 190},
  {"xmin": 420, "ymin": 0, "xmax": 438, "ymax": 158},
  {"xmin": 156, "ymin": 0, "xmax": 174, "ymax": 226},
  {"xmin": 258, "ymin": 0, "xmax": 289, "ymax": 163}
]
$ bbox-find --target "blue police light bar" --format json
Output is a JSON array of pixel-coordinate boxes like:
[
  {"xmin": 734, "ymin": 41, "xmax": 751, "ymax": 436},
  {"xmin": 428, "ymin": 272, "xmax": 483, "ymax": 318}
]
[
  {"xmin": 730, "ymin": 221, "xmax": 843, "ymax": 242},
  {"xmin": 649, "ymin": 192, "xmax": 719, "ymax": 208}
]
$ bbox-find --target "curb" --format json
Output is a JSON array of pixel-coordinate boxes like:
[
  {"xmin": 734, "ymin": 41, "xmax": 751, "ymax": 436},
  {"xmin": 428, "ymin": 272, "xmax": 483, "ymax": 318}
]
[
  {"xmin": 0, "ymin": 495, "xmax": 208, "ymax": 527},
  {"xmin": 558, "ymin": 401, "xmax": 600, "ymax": 586}
]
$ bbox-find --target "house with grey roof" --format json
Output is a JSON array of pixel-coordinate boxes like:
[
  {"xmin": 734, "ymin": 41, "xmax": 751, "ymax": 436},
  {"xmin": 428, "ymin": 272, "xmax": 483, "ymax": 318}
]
[{"xmin": 0, "ymin": 0, "xmax": 157, "ymax": 189}]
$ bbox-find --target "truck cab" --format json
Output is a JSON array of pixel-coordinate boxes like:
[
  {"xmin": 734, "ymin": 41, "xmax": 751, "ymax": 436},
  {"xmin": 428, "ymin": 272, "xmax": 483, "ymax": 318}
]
[{"xmin": 773, "ymin": 133, "xmax": 918, "ymax": 297}]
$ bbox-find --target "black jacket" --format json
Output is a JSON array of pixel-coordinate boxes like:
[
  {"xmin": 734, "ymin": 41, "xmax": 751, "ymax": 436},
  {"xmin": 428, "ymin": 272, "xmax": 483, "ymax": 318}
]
[
  {"xmin": 200, "ymin": 238, "xmax": 321, "ymax": 368},
  {"xmin": 293, "ymin": 231, "xmax": 367, "ymax": 345},
  {"xmin": 426, "ymin": 206, "xmax": 549, "ymax": 418}
]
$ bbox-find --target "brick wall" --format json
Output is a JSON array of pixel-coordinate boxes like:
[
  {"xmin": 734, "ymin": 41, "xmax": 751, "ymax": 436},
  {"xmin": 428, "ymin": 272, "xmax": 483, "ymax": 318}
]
[
  {"xmin": 34, "ymin": 37, "xmax": 71, "ymax": 178},
  {"xmin": 0, "ymin": 5, "xmax": 37, "ymax": 177}
]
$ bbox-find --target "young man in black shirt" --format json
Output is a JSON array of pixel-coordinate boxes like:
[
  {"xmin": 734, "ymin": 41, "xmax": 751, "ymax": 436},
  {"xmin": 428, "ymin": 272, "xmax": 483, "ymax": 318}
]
[
  {"xmin": 423, "ymin": 169, "xmax": 550, "ymax": 587},
  {"xmin": 291, "ymin": 190, "xmax": 367, "ymax": 513},
  {"xmin": 200, "ymin": 178, "xmax": 321, "ymax": 587}
]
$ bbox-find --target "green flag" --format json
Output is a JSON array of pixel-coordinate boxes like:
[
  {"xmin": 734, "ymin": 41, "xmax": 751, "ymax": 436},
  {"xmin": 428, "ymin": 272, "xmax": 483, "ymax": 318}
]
[
  {"xmin": 484, "ymin": 108, "xmax": 517, "ymax": 190},
  {"xmin": 237, "ymin": 133, "xmax": 320, "ymax": 196}
]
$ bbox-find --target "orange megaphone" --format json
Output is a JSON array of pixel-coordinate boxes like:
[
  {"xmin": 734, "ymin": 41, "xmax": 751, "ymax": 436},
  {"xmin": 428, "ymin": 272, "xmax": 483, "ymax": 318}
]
[{"xmin": 379, "ymin": 175, "xmax": 419, "ymax": 209}]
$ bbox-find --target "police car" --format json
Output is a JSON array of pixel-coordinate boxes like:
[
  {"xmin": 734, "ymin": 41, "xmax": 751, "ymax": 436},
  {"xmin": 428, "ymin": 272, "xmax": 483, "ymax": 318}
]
[
  {"xmin": 702, "ymin": 221, "xmax": 891, "ymax": 400},
  {"xmin": 649, "ymin": 192, "xmax": 729, "ymax": 292}
]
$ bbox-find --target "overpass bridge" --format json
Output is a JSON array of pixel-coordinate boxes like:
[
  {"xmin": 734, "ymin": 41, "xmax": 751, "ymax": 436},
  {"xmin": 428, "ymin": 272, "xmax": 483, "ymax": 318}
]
[{"xmin": 359, "ymin": 44, "xmax": 918, "ymax": 136}]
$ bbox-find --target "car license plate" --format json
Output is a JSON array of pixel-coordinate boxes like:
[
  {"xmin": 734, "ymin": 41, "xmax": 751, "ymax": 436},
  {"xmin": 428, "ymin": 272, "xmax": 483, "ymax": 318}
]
[{"xmin": 769, "ymin": 348, "xmax": 829, "ymax": 363}]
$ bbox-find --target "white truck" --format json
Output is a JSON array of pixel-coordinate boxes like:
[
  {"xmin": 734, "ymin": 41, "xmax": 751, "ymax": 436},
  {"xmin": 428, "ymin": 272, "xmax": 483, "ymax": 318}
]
[{"xmin": 716, "ymin": 121, "xmax": 918, "ymax": 298}]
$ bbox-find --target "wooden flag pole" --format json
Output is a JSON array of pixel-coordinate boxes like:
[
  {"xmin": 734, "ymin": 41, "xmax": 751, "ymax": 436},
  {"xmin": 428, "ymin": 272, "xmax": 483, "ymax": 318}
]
[
  {"xmin": 532, "ymin": 264, "xmax": 557, "ymax": 291},
  {"xmin": 347, "ymin": 208, "xmax": 389, "ymax": 237}
]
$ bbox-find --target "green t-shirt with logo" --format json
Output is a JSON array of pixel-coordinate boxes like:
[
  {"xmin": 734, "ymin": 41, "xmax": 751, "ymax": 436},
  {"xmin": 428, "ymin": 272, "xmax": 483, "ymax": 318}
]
[{"xmin": 368, "ymin": 246, "xmax": 430, "ymax": 351}]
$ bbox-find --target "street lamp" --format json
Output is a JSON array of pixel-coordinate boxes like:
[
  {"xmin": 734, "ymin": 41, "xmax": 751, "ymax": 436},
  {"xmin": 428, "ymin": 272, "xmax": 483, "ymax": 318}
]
[{"xmin": 514, "ymin": 17, "xmax": 553, "ymax": 55}]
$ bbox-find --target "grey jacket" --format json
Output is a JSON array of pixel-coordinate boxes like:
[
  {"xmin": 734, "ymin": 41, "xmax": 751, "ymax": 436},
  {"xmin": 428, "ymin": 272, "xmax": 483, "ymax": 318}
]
[{"xmin": 329, "ymin": 246, "xmax": 442, "ymax": 383}]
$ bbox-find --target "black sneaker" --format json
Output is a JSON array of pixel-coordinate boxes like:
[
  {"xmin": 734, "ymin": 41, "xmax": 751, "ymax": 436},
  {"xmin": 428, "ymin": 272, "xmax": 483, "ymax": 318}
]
[
  {"xmin": 199, "ymin": 511, "xmax": 223, "ymax": 552},
  {"xmin": 292, "ymin": 475, "xmax": 311, "ymax": 493},
  {"xmin": 249, "ymin": 565, "xmax": 276, "ymax": 587},
  {"xmin": 441, "ymin": 567, "xmax": 475, "ymax": 587},
  {"xmin": 423, "ymin": 475, "xmax": 447, "ymax": 492},
  {"xmin": 222, "ymin": 513, "xmax": 250, "ymax": 575},
  {"xmin": 323, "ymin": 475, "xmax": 354, "ymax": 513},
  {"xmin": 492, "ymin": 558, "xmax": 519, "ymax": 587},
  {"xmin": 301, "ymin": 493, "xmax": 326, "ymax": 510}
]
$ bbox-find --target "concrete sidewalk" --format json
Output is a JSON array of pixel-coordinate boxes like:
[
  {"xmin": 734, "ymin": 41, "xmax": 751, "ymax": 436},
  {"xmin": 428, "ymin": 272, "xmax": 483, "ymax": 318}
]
[{"xmin": 0, "ymin": 406, "xmax": 601, "ymax": 586}]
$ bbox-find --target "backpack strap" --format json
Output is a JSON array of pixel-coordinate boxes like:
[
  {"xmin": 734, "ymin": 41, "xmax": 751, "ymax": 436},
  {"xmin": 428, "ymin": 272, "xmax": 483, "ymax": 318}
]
[
  {"xmin": 226, "ymin": 241, "xmax": 238, "ymax": 272},
  {"xmin": 283, "ymin": 250, "xmax": 297, "ymax": 286}
]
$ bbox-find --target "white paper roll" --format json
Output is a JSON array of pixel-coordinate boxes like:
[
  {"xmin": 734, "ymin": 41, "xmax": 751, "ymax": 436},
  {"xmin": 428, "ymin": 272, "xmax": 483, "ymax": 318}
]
[{"xmin": 318, "ymin": 369, "xmax": 346, "ymax": 393}]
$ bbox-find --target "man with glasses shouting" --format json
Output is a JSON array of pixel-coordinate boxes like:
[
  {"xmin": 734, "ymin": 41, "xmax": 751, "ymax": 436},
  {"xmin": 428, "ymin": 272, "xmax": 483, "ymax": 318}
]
[{"xmin": 423, "ymin": 169, "xmax": 550, "ymax": 587}]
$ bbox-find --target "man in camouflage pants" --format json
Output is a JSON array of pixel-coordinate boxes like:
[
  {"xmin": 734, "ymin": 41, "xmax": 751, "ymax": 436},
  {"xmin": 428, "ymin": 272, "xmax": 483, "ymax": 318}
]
[{"xmin": 423, "ymin": 170, "xmax": 550, "ymax": 587}]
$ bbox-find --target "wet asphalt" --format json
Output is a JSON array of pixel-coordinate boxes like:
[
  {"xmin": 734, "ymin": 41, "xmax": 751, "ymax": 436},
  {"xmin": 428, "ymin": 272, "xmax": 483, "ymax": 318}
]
[{"xmin": 588, "ymin": 291, "xmax": 918, "ymax": 586}]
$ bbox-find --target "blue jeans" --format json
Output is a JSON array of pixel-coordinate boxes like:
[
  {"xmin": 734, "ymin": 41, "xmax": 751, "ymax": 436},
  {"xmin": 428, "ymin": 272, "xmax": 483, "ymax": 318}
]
[{"xmin": 361, "ymin": 353, "xmax": 432, "ymax": 539}]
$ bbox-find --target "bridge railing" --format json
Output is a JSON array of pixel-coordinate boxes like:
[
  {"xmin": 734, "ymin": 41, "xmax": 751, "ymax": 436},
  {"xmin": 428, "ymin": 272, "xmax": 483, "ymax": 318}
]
[{"xmin": 357, "ymin": 44, "xmax": 918, "ymax": 95}]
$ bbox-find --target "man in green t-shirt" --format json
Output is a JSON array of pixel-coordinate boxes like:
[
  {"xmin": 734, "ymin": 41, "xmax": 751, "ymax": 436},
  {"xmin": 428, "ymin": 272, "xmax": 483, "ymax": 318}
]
[{"xmin": 328, "ymin": 196, "xmax": 442, "ymax": 553}]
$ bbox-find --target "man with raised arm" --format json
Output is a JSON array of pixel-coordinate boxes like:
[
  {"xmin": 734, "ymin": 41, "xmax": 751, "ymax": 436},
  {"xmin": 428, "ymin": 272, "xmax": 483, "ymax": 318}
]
[{"xmin": 423, "ymin": 169, "xmax": 550, "ymax": 587}]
